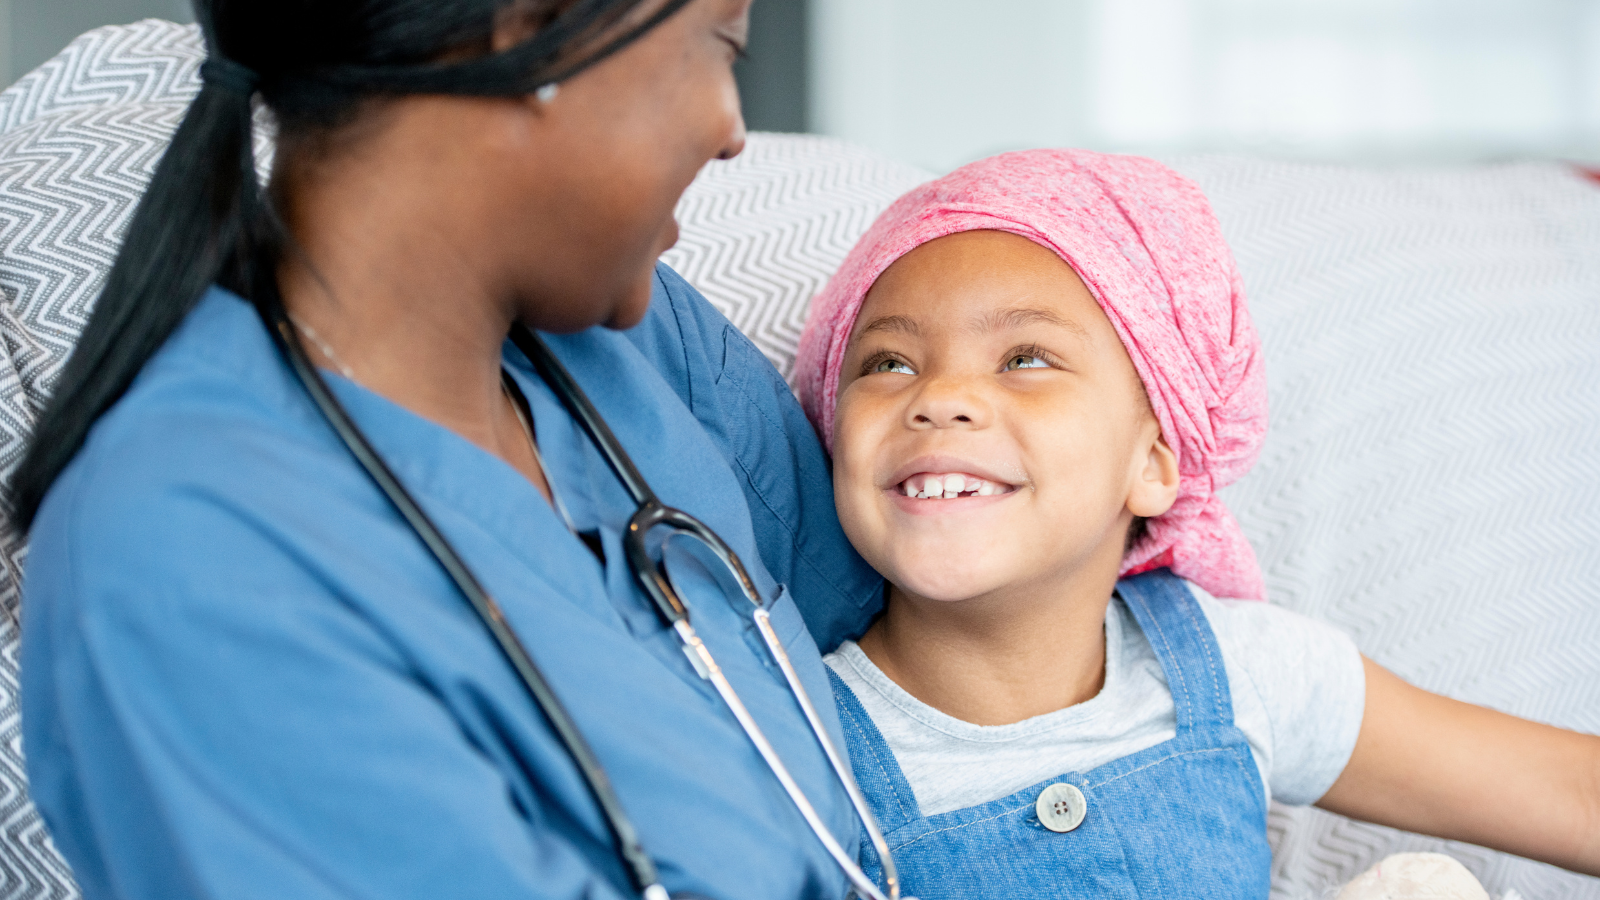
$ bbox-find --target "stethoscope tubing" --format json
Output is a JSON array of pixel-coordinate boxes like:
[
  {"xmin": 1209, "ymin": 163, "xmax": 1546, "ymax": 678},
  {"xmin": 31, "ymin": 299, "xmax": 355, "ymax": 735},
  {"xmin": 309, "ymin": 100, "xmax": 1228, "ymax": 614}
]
[
  {"xmin": 264, "ymin": 298, "xmax": 901, "ymax": 900},
  {"xmin": 753, "ymin": 610, "xmax": 901, "ymax": 900},
  {"xmin": 674, "ymin": 613, "xmax": 885, "ymax": 900},
  {"xmin": 260, "ymin": 302, "xmax": 669, "ymax": 900},
  {"xmin": 510, "ymin": 325, "xmax": 901, "ymax": 900}
]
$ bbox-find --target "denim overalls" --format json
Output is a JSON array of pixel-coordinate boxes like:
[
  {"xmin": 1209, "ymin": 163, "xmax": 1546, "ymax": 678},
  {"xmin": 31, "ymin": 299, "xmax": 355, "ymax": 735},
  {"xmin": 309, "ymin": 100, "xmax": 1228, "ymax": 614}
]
[{"xmin": 830, "ymin": 569, "xmax": 1273, "ymax": 899}]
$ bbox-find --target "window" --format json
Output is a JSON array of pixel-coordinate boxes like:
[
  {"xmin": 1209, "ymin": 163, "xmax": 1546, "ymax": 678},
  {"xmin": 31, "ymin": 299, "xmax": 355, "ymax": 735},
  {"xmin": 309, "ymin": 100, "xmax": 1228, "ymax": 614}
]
[{"xmin": 810, "ymin": 0, "xmax": 1600, "ymax": 172}]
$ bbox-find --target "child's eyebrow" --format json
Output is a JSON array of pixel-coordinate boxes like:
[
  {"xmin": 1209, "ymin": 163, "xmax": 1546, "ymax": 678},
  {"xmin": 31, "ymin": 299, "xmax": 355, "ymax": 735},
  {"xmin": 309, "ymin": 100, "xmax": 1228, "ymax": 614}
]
[
  {"xmin": 856, "ymin": 307, "xmax": 1089, "ymax": 343},
  {"xmin": 859, "ymin": 314, "xmax": 920, "ymax": 337},
  {"xmin": 972, "ymin": 307, "xmax": 1090, "ymax": 342}
]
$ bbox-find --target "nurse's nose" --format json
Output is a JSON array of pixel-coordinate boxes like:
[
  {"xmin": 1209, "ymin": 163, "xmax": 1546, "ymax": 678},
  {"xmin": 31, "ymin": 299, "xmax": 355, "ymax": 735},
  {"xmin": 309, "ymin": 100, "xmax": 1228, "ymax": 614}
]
[{"xmin": 717, "ymin": 110, "xmax": 747, "ymax": 160}]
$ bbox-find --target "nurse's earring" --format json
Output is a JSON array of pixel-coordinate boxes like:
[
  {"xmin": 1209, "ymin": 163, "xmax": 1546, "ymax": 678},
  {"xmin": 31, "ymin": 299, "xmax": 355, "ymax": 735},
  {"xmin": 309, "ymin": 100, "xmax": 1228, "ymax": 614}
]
[{"xmin": 535, "ymin": 82, "xmax": 559, "ymax": 103}]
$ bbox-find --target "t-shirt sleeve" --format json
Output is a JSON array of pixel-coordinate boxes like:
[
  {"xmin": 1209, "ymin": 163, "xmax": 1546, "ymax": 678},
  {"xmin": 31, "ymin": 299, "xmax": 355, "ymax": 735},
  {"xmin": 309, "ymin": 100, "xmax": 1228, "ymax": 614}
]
[{"xmin": 1190, "ymin": 584, "xmax": 1366, "ymax": 806}]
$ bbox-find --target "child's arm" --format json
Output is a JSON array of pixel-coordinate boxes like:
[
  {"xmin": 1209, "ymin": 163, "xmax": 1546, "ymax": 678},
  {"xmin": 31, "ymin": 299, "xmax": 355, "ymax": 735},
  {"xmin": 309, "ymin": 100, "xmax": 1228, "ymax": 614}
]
[{"xmin": 1316, "ymin": 656, "xmax": 1600, "ymax": 876}]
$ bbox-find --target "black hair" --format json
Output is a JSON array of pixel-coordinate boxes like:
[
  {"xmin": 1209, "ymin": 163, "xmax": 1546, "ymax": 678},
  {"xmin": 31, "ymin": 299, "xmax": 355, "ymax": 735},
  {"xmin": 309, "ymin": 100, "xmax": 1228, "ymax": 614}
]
[{"xmin": 9, "ymin": 0, "xmax": 694, "ymax": 531}]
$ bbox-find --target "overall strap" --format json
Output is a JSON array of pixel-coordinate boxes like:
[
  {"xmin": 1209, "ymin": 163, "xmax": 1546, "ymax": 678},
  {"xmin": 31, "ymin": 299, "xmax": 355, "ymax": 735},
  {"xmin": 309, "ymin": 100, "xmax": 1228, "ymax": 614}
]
[
  {"xmin": 1115, "ymin": 569, "xmax": 1234, "ymax": 729},
  {"xmin": 826, "ymin": 668, "xmax": 923, "ymax": 830}
]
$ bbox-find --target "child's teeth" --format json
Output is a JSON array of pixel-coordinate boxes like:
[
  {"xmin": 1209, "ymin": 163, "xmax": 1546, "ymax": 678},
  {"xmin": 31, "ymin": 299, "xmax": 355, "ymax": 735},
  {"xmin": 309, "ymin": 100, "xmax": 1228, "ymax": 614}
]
[{"xmin": 899, "ymin": 473, "xmax": 1013, "ymax": 500}]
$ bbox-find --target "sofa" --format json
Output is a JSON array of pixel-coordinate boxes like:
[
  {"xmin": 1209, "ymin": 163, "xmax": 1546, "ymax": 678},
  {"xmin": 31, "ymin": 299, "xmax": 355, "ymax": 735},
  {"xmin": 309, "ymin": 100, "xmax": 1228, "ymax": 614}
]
[{"xmin": 0, "ymin": 20, "xmax": 1595, "ymax": 900}]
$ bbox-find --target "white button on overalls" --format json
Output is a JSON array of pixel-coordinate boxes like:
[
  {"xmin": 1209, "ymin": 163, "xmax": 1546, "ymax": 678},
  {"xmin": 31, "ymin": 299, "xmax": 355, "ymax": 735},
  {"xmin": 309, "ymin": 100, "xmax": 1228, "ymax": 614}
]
[{"xmin": 1035, "ymin": 783, "xmax": 1087, "ymax": 833}]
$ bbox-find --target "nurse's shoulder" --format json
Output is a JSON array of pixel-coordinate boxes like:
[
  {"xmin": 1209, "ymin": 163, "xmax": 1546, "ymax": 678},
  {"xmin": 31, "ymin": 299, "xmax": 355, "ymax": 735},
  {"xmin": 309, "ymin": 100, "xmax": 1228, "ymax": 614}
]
[
  {"xmin": 26, "ymin": 287, "xmax": 365, "ymax": 620},
  {"xmin": 625, "ymin": 263, "xmax": 883, "ymax": 651},
  {"xmin": 21, "ymin": 292, "xmax": 633, "ymax": 900}
]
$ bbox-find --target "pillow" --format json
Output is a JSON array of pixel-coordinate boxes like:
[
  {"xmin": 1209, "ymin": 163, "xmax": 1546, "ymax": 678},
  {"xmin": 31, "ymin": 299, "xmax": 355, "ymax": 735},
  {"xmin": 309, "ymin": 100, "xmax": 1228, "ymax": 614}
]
[
  {"xmin": 1179, "ymin": 155, "xmax": 1600, "ymax": 899},
  {"xmin": 0, "ymin": 20, "xmax": 206, "ymax": 899}
]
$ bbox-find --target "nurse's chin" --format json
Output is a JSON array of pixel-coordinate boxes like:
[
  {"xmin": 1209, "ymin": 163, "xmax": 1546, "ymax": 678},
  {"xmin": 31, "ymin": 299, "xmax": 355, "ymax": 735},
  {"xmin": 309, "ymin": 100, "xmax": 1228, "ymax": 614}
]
[{"xmin": 602, "ymin": 272, "xmax": 657, "ymax": 330}]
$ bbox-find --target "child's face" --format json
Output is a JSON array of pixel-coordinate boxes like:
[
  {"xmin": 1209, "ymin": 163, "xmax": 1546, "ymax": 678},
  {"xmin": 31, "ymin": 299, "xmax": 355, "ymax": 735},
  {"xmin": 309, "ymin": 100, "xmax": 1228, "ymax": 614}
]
[{"xmin": 832, "ymin": 230, "xmax": 1176, "ymax": 604}]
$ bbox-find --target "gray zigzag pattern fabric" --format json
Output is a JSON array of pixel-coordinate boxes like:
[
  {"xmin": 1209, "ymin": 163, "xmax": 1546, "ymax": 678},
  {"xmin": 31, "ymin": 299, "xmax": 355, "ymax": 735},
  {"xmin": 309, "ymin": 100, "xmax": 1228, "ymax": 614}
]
[
  {"xmin": 0, "ymin": 17, "xmax": 1595, "ymax": 900},
  {"xmin": 0, "ymin": 20, "xmax": 208, "ymax": 900},
  {"xmin": 1188, "ymin": 156, "xmax": 1600, "ymax": 900},
  {"xmin": 660, "ymin": 135, "xmax": 931, "ymax": 381}
]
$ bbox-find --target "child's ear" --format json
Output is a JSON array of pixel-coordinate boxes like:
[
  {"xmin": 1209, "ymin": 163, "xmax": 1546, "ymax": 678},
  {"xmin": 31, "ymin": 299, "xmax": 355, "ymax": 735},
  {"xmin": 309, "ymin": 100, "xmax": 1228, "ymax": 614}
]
[{"xmin": 1127, "ymin": 430, "xmax": 1180, "ymax": 519}]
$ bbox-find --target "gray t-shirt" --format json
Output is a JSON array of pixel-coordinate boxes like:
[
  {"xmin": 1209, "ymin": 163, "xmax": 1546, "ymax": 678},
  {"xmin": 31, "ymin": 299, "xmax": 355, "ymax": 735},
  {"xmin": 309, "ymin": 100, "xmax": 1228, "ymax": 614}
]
[{"xmin": 824, "ymin": 582, "xmax": 1365, "ymax": 817}]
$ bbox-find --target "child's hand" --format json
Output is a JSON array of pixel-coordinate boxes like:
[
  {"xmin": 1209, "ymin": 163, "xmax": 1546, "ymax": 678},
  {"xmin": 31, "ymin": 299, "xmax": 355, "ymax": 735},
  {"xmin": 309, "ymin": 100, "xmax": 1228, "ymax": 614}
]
[{"xmin": 1316, "ymin": 656, "xmax": 1600, "ymax": 876}]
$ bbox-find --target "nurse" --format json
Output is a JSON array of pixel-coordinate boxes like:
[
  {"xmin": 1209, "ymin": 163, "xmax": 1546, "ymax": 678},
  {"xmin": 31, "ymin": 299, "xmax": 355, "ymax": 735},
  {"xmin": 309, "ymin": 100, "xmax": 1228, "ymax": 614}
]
[{"xmin": 12, "ymin": 1, "xmax": 886, "ymax": 899}]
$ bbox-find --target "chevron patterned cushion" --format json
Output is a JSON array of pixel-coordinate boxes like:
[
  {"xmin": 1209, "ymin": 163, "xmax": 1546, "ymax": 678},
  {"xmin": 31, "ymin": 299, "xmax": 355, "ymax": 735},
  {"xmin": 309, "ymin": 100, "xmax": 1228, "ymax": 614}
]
[
  {"xmin": 0, "ymin": 20, "xmax": 209, "ymax": 900},
  {"xmin": 1170, "ymin": 157, "xmax": 1600, "ymax": 899},
  {"xmin": 0, "ymin": 18, "xmax": 1596, "ymax": 900}
]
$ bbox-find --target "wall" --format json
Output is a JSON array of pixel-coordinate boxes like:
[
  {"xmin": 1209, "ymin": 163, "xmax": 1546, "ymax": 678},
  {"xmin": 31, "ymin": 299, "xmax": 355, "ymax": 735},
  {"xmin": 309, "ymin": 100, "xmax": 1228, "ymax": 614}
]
[
  {"xmin": 0, "ymin": 0, "xmax": 191, "ymax": 85},
  {"xmin": 8, "ymin": 0, "xmax": 1591, "ymax": 174},
  {"xmin": 810, "ymin": 0, "xmax": 1600, "ymax": 173},
  {"xmin": 736, "ymin": 0, "xmax": 810, "ymax": 132},
  {"xmin": 0, "ymin": 0, "xmax": 817, "ymax": 133}
]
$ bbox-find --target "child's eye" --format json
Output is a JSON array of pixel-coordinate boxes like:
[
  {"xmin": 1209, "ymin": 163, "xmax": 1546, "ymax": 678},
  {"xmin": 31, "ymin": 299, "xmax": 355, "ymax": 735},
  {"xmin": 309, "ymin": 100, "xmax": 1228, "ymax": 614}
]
[
  {"xmin": 874, "ymin": 357, "xmax": 917, "ymax": 375},
  {"xmin": 1005, "ymin": 355, "xmax": 1049, "ymax": 371}
]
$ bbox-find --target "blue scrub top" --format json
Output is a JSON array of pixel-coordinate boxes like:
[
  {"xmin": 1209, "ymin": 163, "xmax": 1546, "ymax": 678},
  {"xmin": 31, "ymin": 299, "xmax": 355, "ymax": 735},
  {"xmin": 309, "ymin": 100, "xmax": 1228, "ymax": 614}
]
[{"xmin": 22, "ymin": 265, "xmax": 884, "ymax": 900}]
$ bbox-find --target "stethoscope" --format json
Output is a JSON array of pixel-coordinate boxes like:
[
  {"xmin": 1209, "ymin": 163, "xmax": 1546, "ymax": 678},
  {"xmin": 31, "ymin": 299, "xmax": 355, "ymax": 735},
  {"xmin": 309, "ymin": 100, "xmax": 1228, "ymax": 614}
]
[{"xmin": 257, "ymin": 296, "xmax": 905, "ymax": 900}]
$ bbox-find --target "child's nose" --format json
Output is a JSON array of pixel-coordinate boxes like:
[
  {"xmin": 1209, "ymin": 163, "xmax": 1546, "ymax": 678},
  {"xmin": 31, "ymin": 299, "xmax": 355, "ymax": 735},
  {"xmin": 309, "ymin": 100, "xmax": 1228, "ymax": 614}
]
[{"xmin": 907, "ymin": 378, "xmax": 992, "ymax": 430}]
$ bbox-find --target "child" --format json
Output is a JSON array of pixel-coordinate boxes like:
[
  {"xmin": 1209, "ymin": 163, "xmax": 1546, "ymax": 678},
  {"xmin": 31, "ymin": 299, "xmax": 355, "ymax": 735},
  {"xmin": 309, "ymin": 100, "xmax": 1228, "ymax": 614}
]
[{"xmin": 792, "ymin": 150, "xmax": 1600, "ymax": 898}]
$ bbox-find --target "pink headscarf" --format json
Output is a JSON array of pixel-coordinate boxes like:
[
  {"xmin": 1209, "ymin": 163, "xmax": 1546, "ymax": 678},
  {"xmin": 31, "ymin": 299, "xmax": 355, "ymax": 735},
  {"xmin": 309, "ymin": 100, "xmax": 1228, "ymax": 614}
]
[{"xmin": 795, "ymin": 149, "xmax": 1270, "ymax": 601}]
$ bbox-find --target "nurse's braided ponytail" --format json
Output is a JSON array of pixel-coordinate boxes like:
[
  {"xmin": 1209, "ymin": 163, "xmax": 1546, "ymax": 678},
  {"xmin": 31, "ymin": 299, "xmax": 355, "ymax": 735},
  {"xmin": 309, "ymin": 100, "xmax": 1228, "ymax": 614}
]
[{"xmin": 9, "ymin": 0, "xmax": 692, "ymax": 530}]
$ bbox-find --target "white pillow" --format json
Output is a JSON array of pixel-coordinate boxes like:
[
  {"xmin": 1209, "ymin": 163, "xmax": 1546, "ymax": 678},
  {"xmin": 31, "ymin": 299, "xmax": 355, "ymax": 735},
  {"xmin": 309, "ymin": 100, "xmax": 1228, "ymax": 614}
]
[{"xmin": 1177, "ymin": 155, "xmax": 1600, "ymax": 900}]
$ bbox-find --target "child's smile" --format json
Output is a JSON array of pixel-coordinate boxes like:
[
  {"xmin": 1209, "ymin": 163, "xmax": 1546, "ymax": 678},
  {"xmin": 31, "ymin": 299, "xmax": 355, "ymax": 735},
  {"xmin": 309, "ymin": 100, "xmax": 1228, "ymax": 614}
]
[
  {"xmin": 887, "ymin": 456, "xmax": 1022, "ymax": 515},
  {"xmin": 831, "ymin": 230, "xmax": 1179, "ymax": 607},
  {"xmin": 895, "ymin": 470, "xmax": 1015, "ymax": 501}
]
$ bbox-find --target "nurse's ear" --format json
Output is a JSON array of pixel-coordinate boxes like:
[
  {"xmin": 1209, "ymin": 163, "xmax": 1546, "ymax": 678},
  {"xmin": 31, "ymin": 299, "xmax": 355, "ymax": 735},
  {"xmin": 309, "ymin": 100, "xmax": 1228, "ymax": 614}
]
[
  {"xmin": 1126, "ymin": 422, "xmax": 1180, "ymax": 520},
  {"xmin": 491, "ymin": 1, "xmax": 563, "ymax": 112},
  {"xmin": 490, "ymin": 0, "xmax": 549, "ymax": 51}
]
